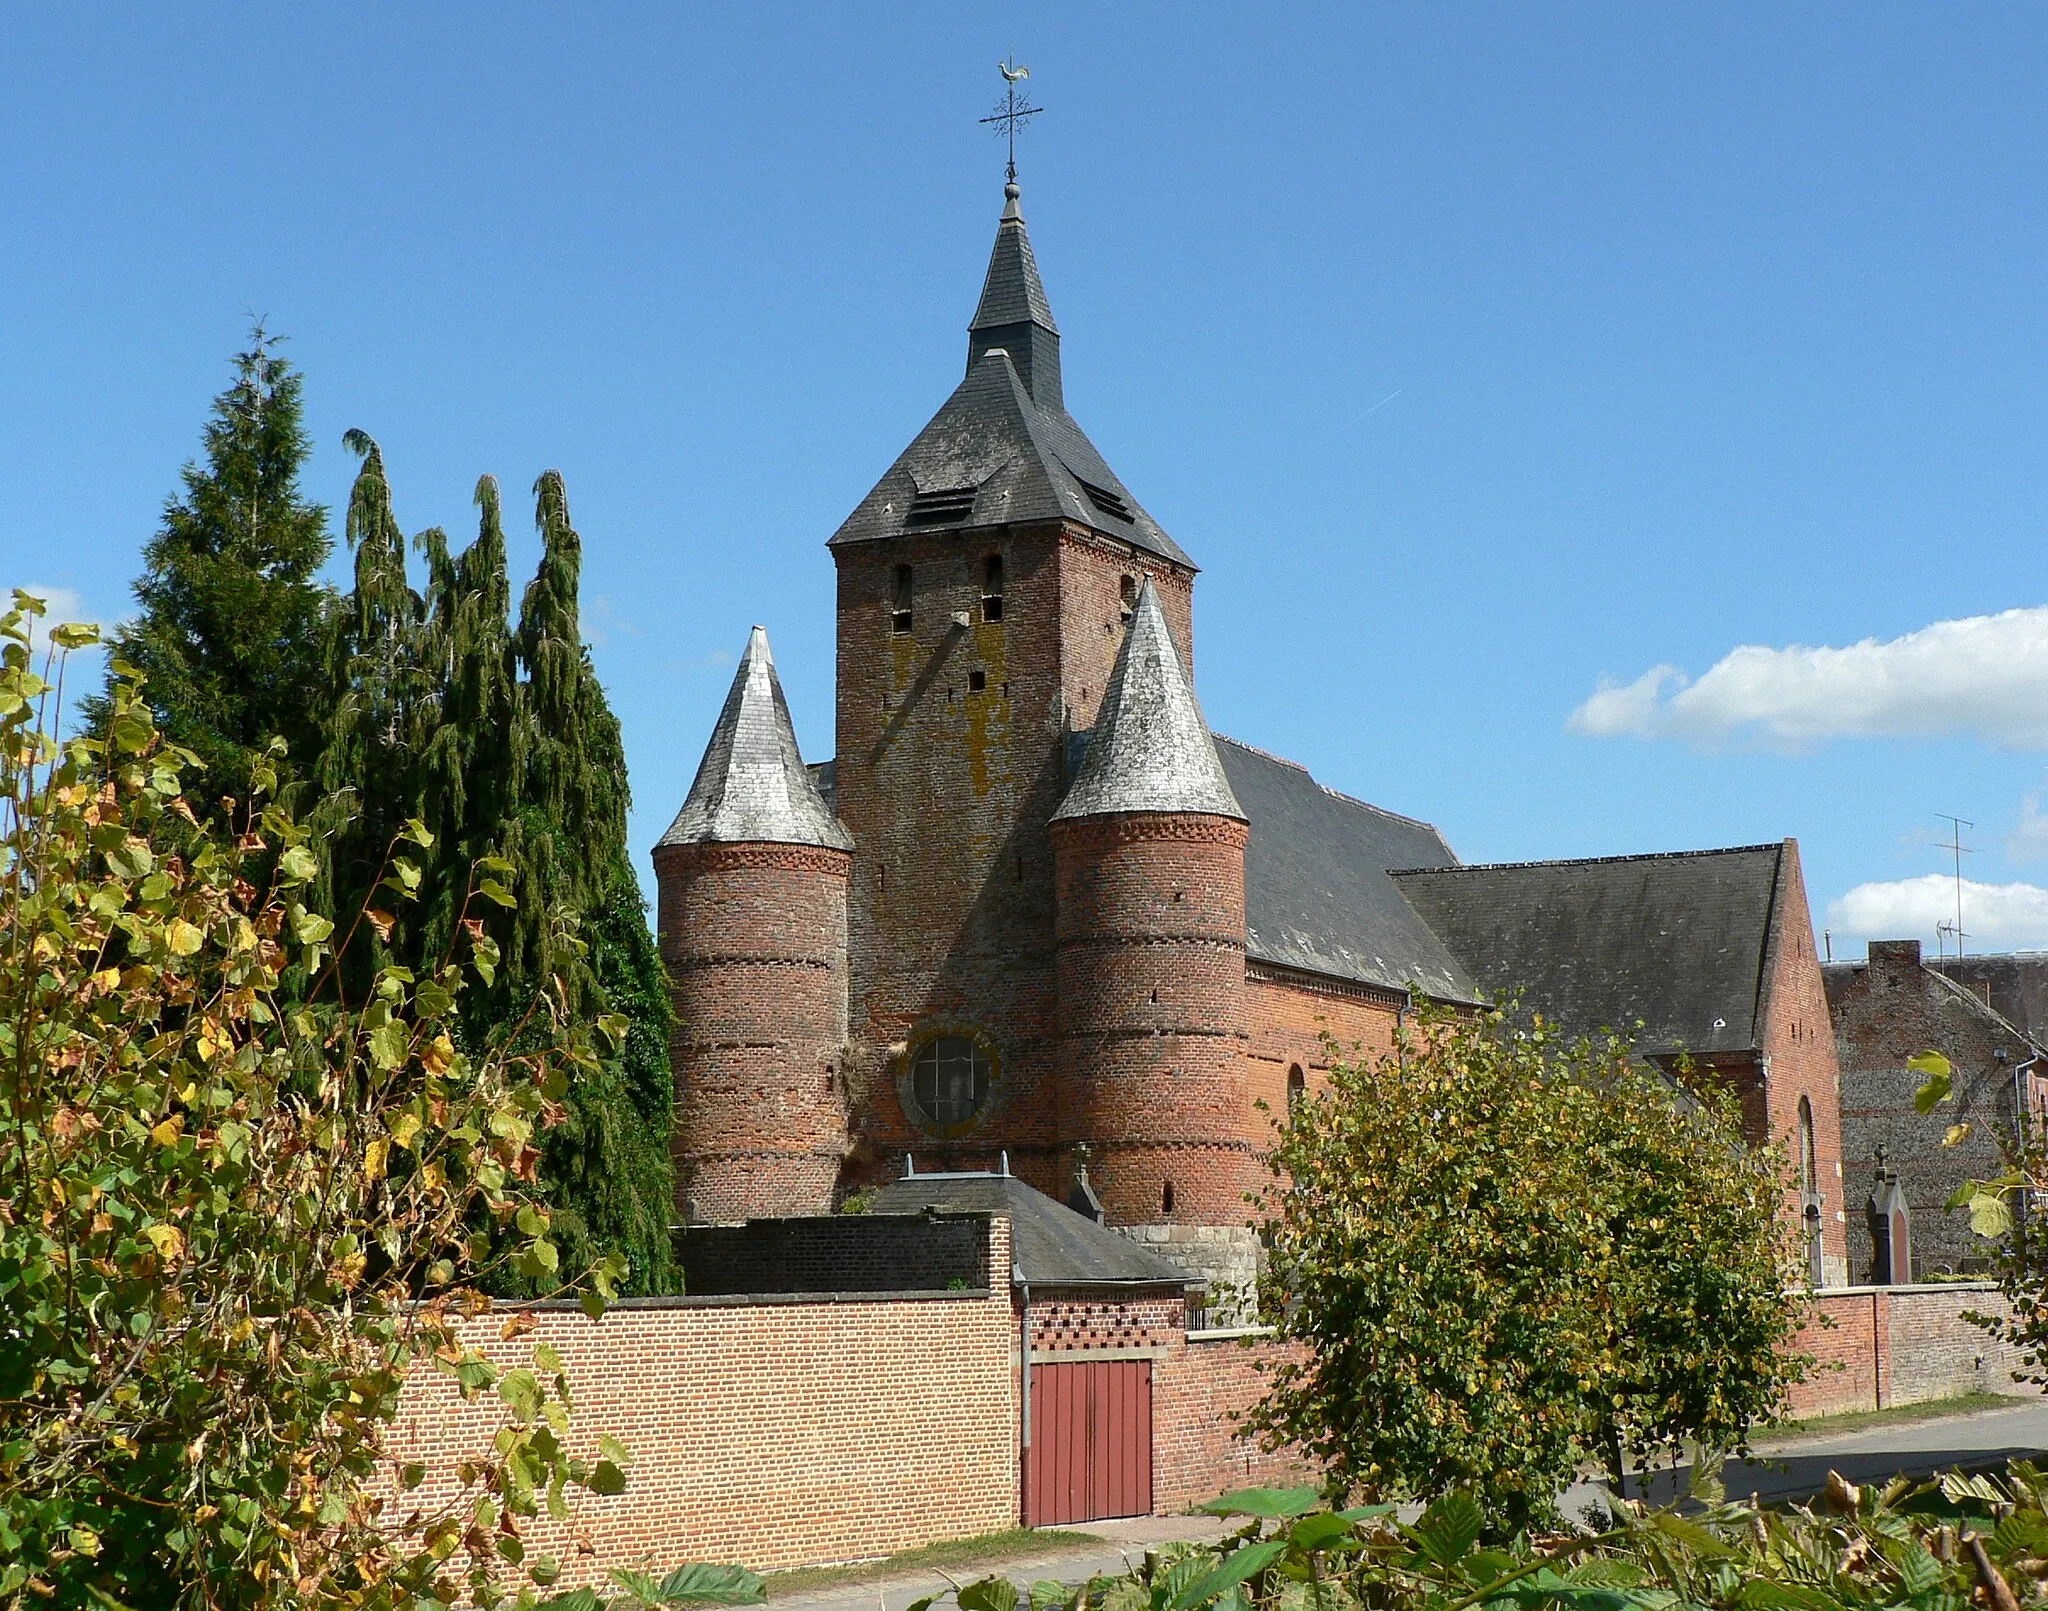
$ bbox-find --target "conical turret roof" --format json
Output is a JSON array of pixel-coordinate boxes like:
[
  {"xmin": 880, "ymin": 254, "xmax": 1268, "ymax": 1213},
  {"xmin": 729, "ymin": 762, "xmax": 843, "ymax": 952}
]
[
  {"xmin": 1053, "ymin": 579, "xmax": 1245, "ymax": 823},
  {"xmin": 657, "ymin": 626, "xmax": 854, "ymax": 851}
]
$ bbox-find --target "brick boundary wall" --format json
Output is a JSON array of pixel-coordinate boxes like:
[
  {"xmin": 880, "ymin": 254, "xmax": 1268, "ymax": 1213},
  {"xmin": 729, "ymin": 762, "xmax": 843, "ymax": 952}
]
[
  {"xmin": 389, "ymin": 1220, "xmax": 1018, "ymax": 1585},
  {"xmin": 1151, "ymin": 1328, "xmax": 1315, "ymax": 1511},
  {"xmin": 1788, "ymin": 1283, "xmax": 2031, "ymax": 1418},
  {"xmin": 677, "ymin": 1212, "xmax": 988, "ymax": 1295}
]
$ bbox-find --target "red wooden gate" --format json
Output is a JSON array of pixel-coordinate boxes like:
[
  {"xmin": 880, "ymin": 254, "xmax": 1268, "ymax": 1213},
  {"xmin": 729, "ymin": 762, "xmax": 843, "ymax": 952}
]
[{"xmin": 1025, "ymin": 1360, "xmax": 1153, "ymax": 1526}]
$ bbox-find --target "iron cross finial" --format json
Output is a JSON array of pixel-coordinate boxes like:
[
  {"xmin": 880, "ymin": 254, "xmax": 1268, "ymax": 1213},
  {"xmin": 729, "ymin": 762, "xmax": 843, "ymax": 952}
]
[{"xmin": 980, "ymin": 56, "xmax": 1043, "ymax": 187}]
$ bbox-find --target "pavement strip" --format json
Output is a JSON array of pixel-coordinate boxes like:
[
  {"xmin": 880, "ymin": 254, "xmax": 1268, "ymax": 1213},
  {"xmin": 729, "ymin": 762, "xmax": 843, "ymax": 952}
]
[{"xmin": 775, "ymin": 1397, "xmax": 2048, "ymax": 1611}]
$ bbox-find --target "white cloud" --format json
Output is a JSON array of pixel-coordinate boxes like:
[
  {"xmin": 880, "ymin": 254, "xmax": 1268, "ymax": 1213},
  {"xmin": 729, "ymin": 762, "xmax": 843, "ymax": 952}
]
[
  {"xmin": 13, "ymin": 584, "xmax": 103, "ymax": 664},
  {"xmin": 1568, "ymin": 605, "xmax": 2048, "ymax": 748},
  {"xmin": 1827, "ymin": 874, "xmax": 2048, "ymax": 951},
  {"xmin": 2011, "ymin": 790, "xmax": 2048, "ymax": 863}
]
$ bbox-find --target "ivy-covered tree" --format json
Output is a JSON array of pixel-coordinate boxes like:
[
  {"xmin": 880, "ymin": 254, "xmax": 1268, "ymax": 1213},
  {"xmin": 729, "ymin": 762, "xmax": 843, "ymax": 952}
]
[
  {"xmin": 90, "ymin": 327, "xmax": 332, "ymax": 808},
  {"xmin": 1250, "ymin": 1000, "xmax": 1805, "ymax": 1532},
  {"xmin": 311, "ymin": 438, "xmax": 675, "ymax": 1293}
]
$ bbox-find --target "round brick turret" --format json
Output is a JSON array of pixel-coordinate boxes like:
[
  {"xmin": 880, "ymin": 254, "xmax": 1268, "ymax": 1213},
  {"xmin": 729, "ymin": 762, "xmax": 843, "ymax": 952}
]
[
  {"xmin": 656, "ymin": 840, "xmax": 851, "ymax": 1221},
  {"xmin": 1050, "ymin": 577, "xmax": 1257, "ymax": 1226},
  {"xmin": 1052, "ymin": 810, "xmax": 1255, "ymax": 1222},
  {"xmin": 654, "ymin": 626, "xmax": 855, "ymax": 1222}
]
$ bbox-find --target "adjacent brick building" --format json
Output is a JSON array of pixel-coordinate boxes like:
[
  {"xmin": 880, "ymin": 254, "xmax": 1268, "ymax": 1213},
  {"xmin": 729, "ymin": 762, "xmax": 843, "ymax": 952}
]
[
  {"xmin": 653, "ymin": 179, "xmax": 1850, "ymax": 1289},
  {"xmin": 1824, "ymin": 938, "xmax": 2048, "ymax": 1281}
]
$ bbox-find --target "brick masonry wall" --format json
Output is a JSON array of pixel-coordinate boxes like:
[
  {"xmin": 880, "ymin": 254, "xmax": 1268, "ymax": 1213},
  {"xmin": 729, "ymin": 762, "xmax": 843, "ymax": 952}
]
[
  {"xmin": 1244, "ymin": 967, "xmax": 1403, "ymax": 1139},
  {"xmin": 1027, "ymin": 1290, "xmax": 1185, "ymax": 1353},
  {"xmin": 1786, "ymin": 1283, "xmax": 2027, "ymax": 1417},
  {"xmin": 1052, "ymin": 812, "xmax": 1258, "ymax": 1224},
  {"xmin": 676, "ymin": 1211, "xmax": 989, "ymax": 1295},
  {"xmin": 1825, "ymin": 940, "xmax": 2036, "ymax": 1281},
  {"xmin": 1758, "ymin": 841, "xmax": 1850, "ymax": 1277},
  {"xmin": 1152, "ymin": 1331, "xmax": 1315, "ymax": 1512},
  {"xmin": 831, "ymin": 519, "xmax": 1200, "ymax": 1204},
  {"xmin": 654, "ymin": 840, "xmax": 852, "ymax": 1222},
  {"xmin": 389, "ymin": 1222, "xmax": 1018, "ymax": 1584}
]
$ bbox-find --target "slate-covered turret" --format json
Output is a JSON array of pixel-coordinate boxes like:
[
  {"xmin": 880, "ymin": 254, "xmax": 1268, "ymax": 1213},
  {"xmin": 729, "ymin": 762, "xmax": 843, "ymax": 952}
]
[
  {"xmin": 654, "ymin": 626, "xmax": 855, "ymax": 1222},
  {"xmin": 1050, "ymin": 579, "xmax": 1254, "ymax": 1226}
]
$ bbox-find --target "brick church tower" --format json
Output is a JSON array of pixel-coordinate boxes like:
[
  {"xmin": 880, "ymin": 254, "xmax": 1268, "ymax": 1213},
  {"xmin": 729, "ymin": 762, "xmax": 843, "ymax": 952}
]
[
  {"xmin": 823, "ymin": 179, "xmax": 1214, "ymax": 1209},
  {"xmin": 656, "ymin": 175, "xmax": 1852, "ymax": 1300}
]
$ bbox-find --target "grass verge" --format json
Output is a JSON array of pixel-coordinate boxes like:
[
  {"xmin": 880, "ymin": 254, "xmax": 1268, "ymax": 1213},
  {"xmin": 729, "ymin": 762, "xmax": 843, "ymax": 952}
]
[
  {"xmin": 762, "ymin": 1529, "xmax": 1105, "ymax": 1599},
  {"xmin": 1759, "ymin": 1391, "xmax": 2019, "ymax": 1443}
]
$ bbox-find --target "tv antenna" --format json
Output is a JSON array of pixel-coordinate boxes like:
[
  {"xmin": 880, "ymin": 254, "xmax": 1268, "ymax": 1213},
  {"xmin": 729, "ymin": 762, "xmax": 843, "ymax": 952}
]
[{"xmin": 1936, "ymin": 814, "xmax": 1975, "ymax": 959}]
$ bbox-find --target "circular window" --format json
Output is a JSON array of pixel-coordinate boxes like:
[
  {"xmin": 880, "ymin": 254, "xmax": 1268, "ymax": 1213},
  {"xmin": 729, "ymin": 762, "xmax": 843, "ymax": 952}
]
[{"xmin": 900, "ymin": 1030, "xmax": 999, "ymax": 1136}]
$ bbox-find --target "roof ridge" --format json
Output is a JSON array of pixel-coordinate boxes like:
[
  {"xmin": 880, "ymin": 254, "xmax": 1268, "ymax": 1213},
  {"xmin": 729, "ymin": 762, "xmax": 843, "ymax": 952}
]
[
  {"xmin": 1391, "ymin": 843, "xmax": 1786, "ymax": 877},
  {"xmin": 1211, "ymin": 734, "xmax": 1450, "ymax": 835},
  {"xmin": 1924, "ymin": 965, "xmax": 2048, "ymax": 1053}
]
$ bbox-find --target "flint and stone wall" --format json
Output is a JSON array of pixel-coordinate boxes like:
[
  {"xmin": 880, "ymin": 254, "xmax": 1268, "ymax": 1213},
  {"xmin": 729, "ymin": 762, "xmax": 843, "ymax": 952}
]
[{"xmin": 1787, "ymin": 1282, "xmax": 2029, "ymax": 1418}]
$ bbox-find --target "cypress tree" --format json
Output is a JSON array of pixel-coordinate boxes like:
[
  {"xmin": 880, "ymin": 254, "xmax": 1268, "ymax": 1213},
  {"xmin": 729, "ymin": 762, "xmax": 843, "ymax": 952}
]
[
  {"xmin": 94, "ymin": 327, "xmax": 332, "ymax": 806},
  {"xmin": 313, "ymin": 446, "xmax": 675, "ymax": 1292}
]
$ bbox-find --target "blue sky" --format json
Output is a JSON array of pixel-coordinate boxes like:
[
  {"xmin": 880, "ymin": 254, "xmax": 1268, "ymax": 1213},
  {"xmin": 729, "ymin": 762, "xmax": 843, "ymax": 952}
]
[{"xmin": 7, "ymin": 5, "xmax": 2048, "ymax": 958}]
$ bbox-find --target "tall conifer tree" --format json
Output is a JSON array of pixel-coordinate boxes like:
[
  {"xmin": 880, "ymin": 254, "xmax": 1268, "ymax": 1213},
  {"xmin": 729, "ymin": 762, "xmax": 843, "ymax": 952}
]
[
  {"xmin": 95, "ymin": 327, "xmax": 332, "ymax": 804},
  {"xmin": 313, "ymin": 442, "xmax": 675, "ymax": 1292}
]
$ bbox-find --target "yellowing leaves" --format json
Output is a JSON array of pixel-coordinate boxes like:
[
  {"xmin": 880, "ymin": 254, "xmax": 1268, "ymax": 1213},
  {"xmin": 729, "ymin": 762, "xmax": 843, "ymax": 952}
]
[
  {"xmin": 363, "ymin": 1138, "xmax": 390, "ymax": 1181},
  {"xmin": 151, "ymin": 1115, "xmax": 186, "ymax": 1148},
  {"xmin": 143, "ymin": 1223, "xmax": 185, "ymax": 1260},
  {"xmin": 166, "ymin": 918, "xmax": 204, "ymax": 956}
]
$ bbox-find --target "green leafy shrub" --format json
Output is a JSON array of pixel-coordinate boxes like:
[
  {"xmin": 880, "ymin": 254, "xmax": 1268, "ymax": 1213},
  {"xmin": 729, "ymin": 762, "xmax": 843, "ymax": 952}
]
[
  {"xmin": 1249, "ymin": 1000, "xmax": 1807, "ymax": 1532},
  {"xmin": 0, "ymin": 593, "xmax": 748, "ymax": 1610},
  {"xmin": 937, "ymin": 1463, "xmax": 2048, "ymax": 1611}
]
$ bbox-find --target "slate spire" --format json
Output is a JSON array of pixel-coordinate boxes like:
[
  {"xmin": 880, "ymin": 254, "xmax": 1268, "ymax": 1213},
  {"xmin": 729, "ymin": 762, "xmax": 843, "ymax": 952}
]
[
  {"xmin": 658, "ymin": 625, "xmax": 854, "ymax": 850},
  {"xmin": 968, "ymin": 182, "xmax": 1062, "ymax": 409},
  {"xmin": 1053, "ymin": 579, "xmax": 1245, "ymax": 822}
]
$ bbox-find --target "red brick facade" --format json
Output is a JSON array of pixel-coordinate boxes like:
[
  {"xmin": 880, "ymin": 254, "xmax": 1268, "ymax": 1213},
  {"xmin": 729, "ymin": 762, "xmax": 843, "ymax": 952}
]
[{"xmin": 1756, "ymin": 840, "xmax": 1850, "ymax": 1278}]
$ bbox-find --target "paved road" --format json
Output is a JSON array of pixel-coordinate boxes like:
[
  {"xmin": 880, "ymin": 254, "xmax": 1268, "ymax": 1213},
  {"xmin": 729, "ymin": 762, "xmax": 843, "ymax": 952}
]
[
  {"xmin": 777, "ymin": 1398, "xmax": 2048, "ymax": 1611},
  {"xmin": 1606, "ymin": 1395, "xmax": 2048, "ymax": 1512}
]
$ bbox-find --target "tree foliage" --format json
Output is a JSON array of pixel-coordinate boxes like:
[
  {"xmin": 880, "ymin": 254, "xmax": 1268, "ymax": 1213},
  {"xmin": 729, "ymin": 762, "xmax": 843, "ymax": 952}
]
[
  {"xmin": 1249, "ymin": 1000, "xmax": 1806, "ymax": 1533},
  {"xmin": 936, "ymin": 1461, "xmax": 2048, "ymax": 1611},
  {"xmin": 88, "ymin": 327, "xmax": 332, "ymax": 810},
  {"xmin": 0, "ymin": 594, "xmax": 632, "ymax": 1609},
  {"xmin": 1913, "ymin": 1049, "xmax": 2048, "ymax": 1381},
  {"xmin": 309, "ymin": 440, "xmax": 674, "ymax": 1292}
]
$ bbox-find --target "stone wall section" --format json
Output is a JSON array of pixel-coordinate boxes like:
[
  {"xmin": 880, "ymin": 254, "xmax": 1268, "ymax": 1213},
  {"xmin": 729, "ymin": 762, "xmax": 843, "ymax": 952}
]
[
  {"xmin": 1826, "ymin": 939, "xmax": 2042, "ymax": 1280},
  {"xmin": 677, "ymin": 1212, "xmax": 989, "ymax": 1295},
  {"xmin": 654, "ymin": 840, "xmax": 852, "ymax": 1222},
  {"xmin": 1244, "ymin": 966, "xmax": 1403, "ymax": 1131}
]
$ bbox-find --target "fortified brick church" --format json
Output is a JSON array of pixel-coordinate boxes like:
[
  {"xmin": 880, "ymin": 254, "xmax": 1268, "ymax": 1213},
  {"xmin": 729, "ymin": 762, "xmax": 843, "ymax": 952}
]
[{"xmin": 651, "ymin": 181, "xmax": 1853, "ymax": 1293}]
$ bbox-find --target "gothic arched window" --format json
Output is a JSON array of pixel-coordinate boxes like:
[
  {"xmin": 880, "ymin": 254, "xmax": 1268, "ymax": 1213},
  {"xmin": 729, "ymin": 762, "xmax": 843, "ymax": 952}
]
[
  {"xmin": 1287, "ymin": 1064, "xmax": 1306, "ymax": 1114},
  {"xmin": 1798, "ymin": 1096, "xmax": 1818, "ymax": 1197}
]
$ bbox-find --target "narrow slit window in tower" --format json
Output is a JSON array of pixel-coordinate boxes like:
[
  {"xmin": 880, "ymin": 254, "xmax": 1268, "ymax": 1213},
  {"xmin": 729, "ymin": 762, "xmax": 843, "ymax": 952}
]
[
  {"xmin": 1119, "ymin": 574, "xmax": 1137, "ymax": 623},
  {"xmin": 1288, "ymin": 1064, "xmax": 1306, "ymax": 1112},
  {"xmin": 982, "ymin": 554, "xmax": 1005, "ymax": 622},
  {"xmin": 892, "ymin": 564, "xmax": 914, "ymax": 634},
  {"xmin": 1161, "ymin": 1179, "xmax": 1175, "ymax": 1215}
]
